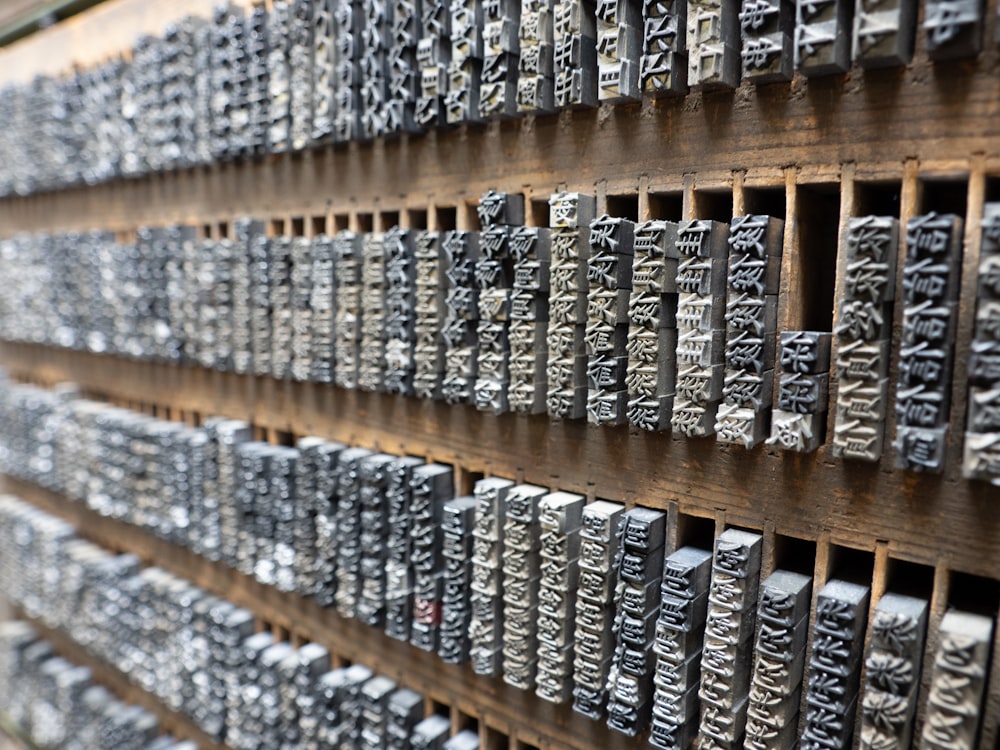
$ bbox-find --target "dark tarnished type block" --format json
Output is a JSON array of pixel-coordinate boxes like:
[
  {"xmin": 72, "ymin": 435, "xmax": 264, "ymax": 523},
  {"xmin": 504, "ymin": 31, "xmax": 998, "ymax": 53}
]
[
  {"xmin": 858, "ymin": 593, "xmax": 927, "ymax": 750},
  {"xmin": 833, "ymin": 215, "xmax": 898, "ymax": 463},
  {"xmin": 718, "ymin": 215, "xmax": 782, "ymax": 448},
  {"xmin": 687, "ymin": 0, "xmax": 741, "ymax": 88},
  {"xmin": 963, "ymin": 204, "xmax": 1000, "ymax": 482},
  {"xmin": 918, "ymin": 610, "xmax": 992, "ymax": 750},
  {"xmin": 852, "ymin": 0, "xmax": 916, "ymax": 67},
  {"xmin": 894, "ymin": 212, "xmax": 963, "ymax": 473},
  {"xmin": 696, "ymin": 528, "xmax": 761, "ymax": 750},
  {"xmin": 924, "ymin": 0, "xmax": 984, "ymax": 59},
  {"xmin": 741, "ymin": 0, "xmax": 795, "ymax": 81},
  {"xmin": 744, "ymin": 570, "xmax": 811, "ymax": 750},
  {"xmin": 800, "ymin": 579, "xmax": 870, "ymax": 750},
  {"xmin": 794, "ymin": 0, "xmax": 853, "ymax": 76}
]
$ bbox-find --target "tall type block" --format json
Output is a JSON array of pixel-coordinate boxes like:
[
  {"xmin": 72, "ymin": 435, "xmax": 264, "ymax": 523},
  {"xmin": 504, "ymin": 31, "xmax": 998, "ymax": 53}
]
[
  {"xmin": 416, "ymin": 0, "xmax": 451, "ymax": 126},
  {"xmin": 475, "ymin": 190, "xmax": 525, "ymax": 412},
  {"xmin": 587, "ymin": 215, "xmax": 635, "ymax": 425},
  {"xmin": 605, "ymin": 507, "xmax": 665, "ymax": 736},
  {"xmin": 289, "ymin": 0, "xmax": 315, "ymax": 151},
  {"xmin": 357, "ymin": 454, "xmax": 396, "ymax": 625},
  {"xmin": 384, "ymin": 455, "xmax": 423, "ymax": 640},
  {"xmin": 548, "ymin": 192, "xmax": 596, "ymax": 419},
  {"xmin": 858, "ymin": 593, "xmax": 928, "ymax": 750},
  {"xmin": 267, "ymin": 1, "xmax": 293, "ymax": 152},
  {"xmin": 963, "ymin": 204, "xmax": 1000, "ymax": 481},
  {"xmin": 518, "ymin": 0, "xmax": 556, "ymax": 112},
  {"xmin": 740, "ymin": 0, "xmax": 794, "ymax": 82},
  {"xmin": 310, "ymin": 234, "xmax": 336, "ymax": 383},
  {"xmin": 697, "ymin": 528, "xmax": 762, "ymax": 750},
  {"xmin": 596, "ymin": 0, "xmax": 642, "ymax": 100},
  {"xmin": 641, "ymin": 0, "xmax": 687, "ymax": 94},
  {"xmin": 333, "ymin": 0, "xmax": 361, "ymax": 141},
  {"xmin": 924, "ymin": 0, "xmax": 983, "ymax": 59},
  {"xmin": 794, "ymin": 0, "xmax": 852, "ymax": 75},
  {"xmin": 832, "ymin": 216, "xmax": 897, "ymax": 462},
  {"xmin": 799, "ymin": 580, "xmax": 870, "ymax": 750},
  {"xmin": 334, "ymin": 447, "xmax": 374, "ymax": 619},
  {"xmin": 312, "ymin": 0, "xmax": 337, "ymax": 142},
  {"xmin": 413, "ymin": 230, "xmax": 448, "ymax": 398},
  {"xmin": 334, "ymin": 230, "xmax": 364, "ymax": 390},
  {"xmin": 743, "ymin": 570, "xmax": 811, "ymax": 750},
  {"xmin": 509, "ymin": 226, "xmax": 552, "ymax": 413},
  {"xmin": 359, "ymin": 232, "xmax": 388, "ymax": 392},
  {"xmin": 535, "ymin": 491, "xmax": 584, "ymax": 702},
  {"xmin": 687, "ymin": 0, "xmax": 741, "ymax": 87},
  {"xmin": 894, "ymin": 212, "xmax": 963, "ymax": 473},
  {"xmin": 502, "ymin": 484, "xmax": 548, "ymax": 689},
  {"xmin": 384, "ymin": 227, "xmax": 417, "ymax": 394},
  {"xmin": 442, "ymin": 230, "xmax": 481, "ymax": 403},
  {"xmin": 716, "ymin": 215, "xmax": 783, "ymax": 448},
  {"xmin": 672, "ymin": 220, "xmax": 730, "ymax": 437},
  {"xmin": 446, "ymin": 0, "xmax": 484, "ymax": 123},
  {"xmin": 480, "ymin": 0, "xmax": 522, "ymax": 117},
  {"xmin": 919, "ymin": 610, "xmax": 993, "ymax": 750},
  {"xmin": 291, "ymin": 236, "xmax": 314, "ymax": 381},
  {"xmin": 385, "ymin": 0, "xmax": 423, "ymax": 133},
  {"xmin": 438, "ymin": 495, "xmax": 477, "ymax": 663},
  {"xmin": 469, "ymin": 477, "xmax": 514, "ymax": 676},
  {"xmin": 553, "ymin": 0, "xmax": 598, "ymax": 107},
  {"xmin": 572, "ymin": 499, "xmax": 624, "ymax": 719},
  {"xmin": 409, "ymin": 464, "xmax": 455, "ymax": 652},
  {"xmin": 359, "ymin": 0, "xmax": 390, "ymax": 138},
  {"xmin": 768, "ymin": 331, "xmax": 832, "ymax": 452},
  {"xmin": 852, "ymin": 0, "xmax": 916, "ymax": 67},
  {"xmin": 649, "ymin": 546, "xmax": 712, "ymax": 750}
]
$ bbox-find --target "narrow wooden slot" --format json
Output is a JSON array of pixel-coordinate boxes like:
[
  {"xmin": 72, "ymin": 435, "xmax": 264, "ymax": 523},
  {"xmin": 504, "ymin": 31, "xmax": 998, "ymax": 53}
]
[
  {"xmin": 985, "ymin": 176, "xmax": 1000, "ymax": 203},
  {"xmin": 528, "ymin": 198, "xmax": 549, "ymax": 227},
  {"xmin": 290, "ymin": 217, "xmax": 305, "ymax": 236},
  {"xmin": 854, "ymin": 181, "xmax": 902, "ymax": 217},
  {"xmin": 795, "ymin": 184, "xmax": 841, "ymax": 332},
  {"xmin": 355, "ymin": 213, "xmax": 374, "ymax": 233},
  {"xmin": 269, "ymin": 219, "xmax": 284, "ymax": 237},
  {"xmin": 606, "ymin": 193, "xmax": 639, "ymax": 221},
  {"xmin": 408, "ymin": 208, "xmax": 429, "ymax": 231},
  {"xmin": 743, "ymin": 186, "xmax": 786, "ymax": 219},
  {"xmin": 480, "ymin": 725, "xmax": 510, "ymax": 750},
  {"xmin": 675, "ymin": 511, "xmax": 716, "ymax": 551},
  {"xmin": 311, "ymin": 216, "xmax": 326, "ymax": 235},
  {"xmin": 826, "ymin": 542, "xmax": 876, "ymax": 586},
  {"xmin": 436, "ymin": 206, "xmax": 458, "ymax": 231},
  {"xmin": 772, "ymin": 533, "xmax": 817, "ymax": 576},
  {"xmin": 273, "ymin": 429, "xmax": 295, "ymax": 447},
  {"xmin": 647, "ymin": 191, "xmax": 684, "ymax": 222},
  {"xmin": 693, "ymin": 189, "xmax": 733, "ymax": 222},
  {"xmin": 884, "ymin": 557, "xmax": 935, "ymax": 599},
  {"xmin": 332, "ymin": 213, "xmax": 350, "ymax": 232},
  {"xmin": 381, "ymin": 210, "xmax": 401, "ymax": 230},
  {"xmin": 217, "ymin": 222, "xmax": 229, "ymax": 239},
  {"xmin": 451, "ymin": 707, "xmax": 477, "ymax": 735},
  {"xmin": 919, "ymin": 176, "xmax": 970, "ymax": 217}
]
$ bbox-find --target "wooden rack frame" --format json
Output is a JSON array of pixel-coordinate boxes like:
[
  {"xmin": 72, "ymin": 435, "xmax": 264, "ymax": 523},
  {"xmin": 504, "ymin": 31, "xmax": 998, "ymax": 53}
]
[{"xmin": 2, "ymin": 0, "xmax": 1000, "ymax": 748}]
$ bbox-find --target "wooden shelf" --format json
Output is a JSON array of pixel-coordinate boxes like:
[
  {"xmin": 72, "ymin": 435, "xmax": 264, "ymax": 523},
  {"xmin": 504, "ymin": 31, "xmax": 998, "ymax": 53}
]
[{"xmin": 4, "ymin": 341, "xmax": 1000, "ymax": 584}]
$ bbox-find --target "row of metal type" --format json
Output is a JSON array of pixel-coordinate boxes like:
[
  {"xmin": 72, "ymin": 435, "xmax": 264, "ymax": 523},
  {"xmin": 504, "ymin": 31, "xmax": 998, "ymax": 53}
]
[
  {"xmin": 2, "ymin": 195, "xmax": 998, "ymax": 477},
  {"xmin": 0, "ymin": 0, "xmax": 992, "ymax": 197},
  {"xmin": 0, "ymin": 382, "xmax": 995, "ymax": 749}
]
